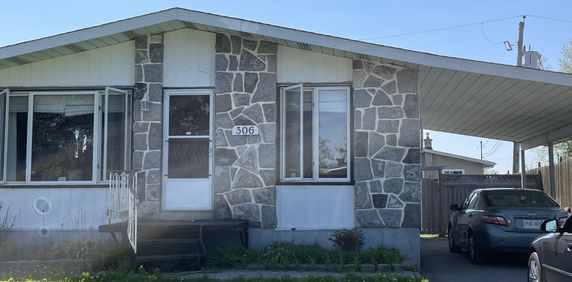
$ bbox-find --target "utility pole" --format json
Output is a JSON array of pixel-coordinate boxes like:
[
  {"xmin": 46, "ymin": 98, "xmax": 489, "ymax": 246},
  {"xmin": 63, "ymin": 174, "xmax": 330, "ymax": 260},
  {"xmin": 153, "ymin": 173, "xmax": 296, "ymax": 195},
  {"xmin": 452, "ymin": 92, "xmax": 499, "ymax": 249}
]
[
  {"xmin": 480, "ymin": 141, "xmax": 483, "ymax": 160},
  {"xmin": 512, "ymin": 15, "xmax": 526, "ymax": 174}
]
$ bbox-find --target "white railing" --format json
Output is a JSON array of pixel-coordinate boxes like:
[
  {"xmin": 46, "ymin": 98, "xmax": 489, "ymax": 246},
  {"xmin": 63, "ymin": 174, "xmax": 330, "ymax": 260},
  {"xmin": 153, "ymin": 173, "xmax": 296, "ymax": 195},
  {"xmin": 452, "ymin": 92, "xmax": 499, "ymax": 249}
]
[{"xmin": 108, "ymin": 172, "xmax": 138, "ymax": 254}]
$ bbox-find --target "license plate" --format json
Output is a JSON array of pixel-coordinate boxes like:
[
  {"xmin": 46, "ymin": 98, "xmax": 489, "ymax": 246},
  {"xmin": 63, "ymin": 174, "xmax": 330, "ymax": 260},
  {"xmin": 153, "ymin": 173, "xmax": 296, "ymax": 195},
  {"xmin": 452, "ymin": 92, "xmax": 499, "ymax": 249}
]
[{"xmin": 522, "ymin": 219, "xmax": 543, "ymax": 229}]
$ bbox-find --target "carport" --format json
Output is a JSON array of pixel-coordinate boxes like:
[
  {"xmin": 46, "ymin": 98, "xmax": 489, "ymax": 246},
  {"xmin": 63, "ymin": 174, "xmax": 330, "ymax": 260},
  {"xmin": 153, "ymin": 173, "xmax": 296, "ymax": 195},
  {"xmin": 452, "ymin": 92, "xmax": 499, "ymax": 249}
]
[{"xmin": 371, "ymin": 48, "xmax": 572, "ymax": 200}]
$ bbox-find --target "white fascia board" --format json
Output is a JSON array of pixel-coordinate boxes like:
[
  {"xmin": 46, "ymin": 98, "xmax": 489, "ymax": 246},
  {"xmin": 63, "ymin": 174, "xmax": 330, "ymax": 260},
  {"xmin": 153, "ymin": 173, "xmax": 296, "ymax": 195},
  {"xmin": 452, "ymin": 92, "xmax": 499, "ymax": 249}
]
[
  {"xmin": 2, "ymin": 8, "xmax": 572, "ymax": 88},
  {"xmin": 424, "ymin": 149, "xmax": 496, "ymax": 167},
  {"xmin": 521, "ymin": 123, "xmax": 572, "ymax": 150},
  {"xmin": 0, "ymin": 9, "xmax": 182, "ymax": 59},
  {"xmin": 177, "ymin": 9, "xmax": 572, "ymax": 87}
]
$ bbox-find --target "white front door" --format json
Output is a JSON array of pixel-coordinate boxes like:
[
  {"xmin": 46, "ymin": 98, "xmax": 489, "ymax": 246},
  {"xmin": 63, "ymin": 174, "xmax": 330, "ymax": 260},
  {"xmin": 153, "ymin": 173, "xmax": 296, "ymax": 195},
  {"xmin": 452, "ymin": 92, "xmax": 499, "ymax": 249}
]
[{"xmin": 162, "ymin": 90, "xmax": 212, "ymax": 210}]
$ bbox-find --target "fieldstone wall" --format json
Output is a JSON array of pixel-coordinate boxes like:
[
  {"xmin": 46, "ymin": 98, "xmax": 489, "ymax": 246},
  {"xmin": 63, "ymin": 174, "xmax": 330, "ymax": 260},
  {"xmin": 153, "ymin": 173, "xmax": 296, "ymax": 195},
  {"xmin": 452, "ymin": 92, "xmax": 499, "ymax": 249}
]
[
  {"xmin": 352, "ymin": 60, "xmax": 421, "ymax": 228},
  {"xmin": 132, "ymin": 34, "xmax": 164, "ymax": 217},
  {"xmin": 213, "ymin": 34, "xmax": 277, "ymax": 228}
]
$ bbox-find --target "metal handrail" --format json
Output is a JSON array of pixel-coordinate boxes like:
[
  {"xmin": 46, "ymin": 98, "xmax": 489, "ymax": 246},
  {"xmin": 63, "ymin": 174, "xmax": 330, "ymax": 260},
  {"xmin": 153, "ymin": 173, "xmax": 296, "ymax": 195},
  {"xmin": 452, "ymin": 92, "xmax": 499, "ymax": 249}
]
[{"xmin": 108, "ymin": 172, "xmax": 138, "ymax": 253}]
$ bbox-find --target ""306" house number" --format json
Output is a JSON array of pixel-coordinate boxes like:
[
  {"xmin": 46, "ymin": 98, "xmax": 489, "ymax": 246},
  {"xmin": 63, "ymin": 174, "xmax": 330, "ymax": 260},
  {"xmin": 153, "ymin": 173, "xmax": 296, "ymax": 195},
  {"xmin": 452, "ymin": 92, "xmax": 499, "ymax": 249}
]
[{"xmin": 232, "ymin": 125, "xmax": 259, "ymax": 136}]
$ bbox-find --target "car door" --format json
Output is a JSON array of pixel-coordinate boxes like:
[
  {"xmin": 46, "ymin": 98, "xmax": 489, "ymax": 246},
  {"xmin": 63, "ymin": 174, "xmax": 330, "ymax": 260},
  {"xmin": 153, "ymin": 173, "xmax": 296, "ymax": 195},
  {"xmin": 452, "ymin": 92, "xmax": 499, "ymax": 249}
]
[
  {"xmin": 455, "ymin": 192, "xmax": 477, "ymax": 247},
  {"xmin": 551, "ymin": 217, "xmax": 572, "ymax": 281}
]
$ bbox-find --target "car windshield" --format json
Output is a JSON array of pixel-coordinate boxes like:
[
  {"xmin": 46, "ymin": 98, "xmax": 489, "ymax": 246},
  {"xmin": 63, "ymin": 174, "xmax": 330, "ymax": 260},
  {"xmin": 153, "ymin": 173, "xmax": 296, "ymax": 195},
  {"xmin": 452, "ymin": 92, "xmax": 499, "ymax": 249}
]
[{"xmin": 483, "ymin": 190, "xmax": 559, "ymax": 208}]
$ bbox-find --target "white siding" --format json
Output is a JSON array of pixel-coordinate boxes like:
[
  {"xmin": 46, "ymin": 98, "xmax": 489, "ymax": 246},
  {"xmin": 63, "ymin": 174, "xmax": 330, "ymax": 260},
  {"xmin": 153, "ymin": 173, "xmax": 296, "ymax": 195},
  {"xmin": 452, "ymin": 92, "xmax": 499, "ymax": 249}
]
[
  {"xmin": 277, "ymin": 46, "xmax": 352, "ymax": 83},
  {"xmin": 0, "ymin": 42, "xmax": 134, "ymax": 87},
  {"xmin": 163, "ymin": 29, "xmax": 215, "ymax": 87},
  {"xmin": 276, "ymin": 185, "xmax": 354, "ymax": 230},
  {"xmin": 0, "ymin": 188, "xmax": 108, "ymax": 230}
]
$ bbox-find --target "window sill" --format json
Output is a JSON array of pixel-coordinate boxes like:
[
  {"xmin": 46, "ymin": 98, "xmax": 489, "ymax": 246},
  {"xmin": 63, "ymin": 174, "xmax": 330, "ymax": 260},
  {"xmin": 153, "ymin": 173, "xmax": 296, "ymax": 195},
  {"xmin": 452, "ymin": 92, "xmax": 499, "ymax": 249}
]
[
  {"xmin": 0, "ymin": 183, "xmax": 109, "ymax": 189},
  {"xmin": 276, "ymin": 181, "xmax": 355, "ymax": 186}
]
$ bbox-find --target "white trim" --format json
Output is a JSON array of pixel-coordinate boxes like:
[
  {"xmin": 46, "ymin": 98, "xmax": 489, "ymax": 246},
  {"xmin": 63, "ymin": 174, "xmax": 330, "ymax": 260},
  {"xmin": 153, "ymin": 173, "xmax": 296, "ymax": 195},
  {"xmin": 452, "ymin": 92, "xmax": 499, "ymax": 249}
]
[
  {"xmin": 162, "ymin": 89, "xmax": 213, "ymax": 211},
  {"xmin": 28, "ymin": 91, "xmax": 98, "ymax": 183},
  {"xmin": 280, "ymin": 85, "xmax": 351, "ymax": 183},
  {"xmin": 2, "ymin": 8, "xmax": 572, "ymax": 87},
  {"xmin": 0, "ymin": 89, "xmax": 8, "ymax": 183},
  {"xmin": 104, "ymin": 87, "xmax": 130, "ymax": 179},
  {"xmin": 442, "ymin": 169, "xmax": 465, "ymax": 175},
  {"xmin": 281, "ymin": 84, "xmax": 303, "ymax": 181},
  {"xmin": 423, "ymin": 148, "xmax": 496, "ymax": 167},
  {"xmin": 315, "ymin": 87, "xmax": 351, "ymax": 182}
]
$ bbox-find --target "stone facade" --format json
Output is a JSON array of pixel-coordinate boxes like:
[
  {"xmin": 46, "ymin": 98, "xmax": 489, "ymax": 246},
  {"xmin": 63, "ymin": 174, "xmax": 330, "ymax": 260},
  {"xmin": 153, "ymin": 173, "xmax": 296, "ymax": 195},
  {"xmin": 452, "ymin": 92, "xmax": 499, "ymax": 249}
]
[
  {"xmin": 352, "ymin": 60, "xmax": 421, "ymax": 228},
  {"xmin": 213, "ymin": 34, "xmax": 278, "ymax": 228},
  {"xmin": 132, "ymin": 34, "xmax": 164, "ymax": 217}
]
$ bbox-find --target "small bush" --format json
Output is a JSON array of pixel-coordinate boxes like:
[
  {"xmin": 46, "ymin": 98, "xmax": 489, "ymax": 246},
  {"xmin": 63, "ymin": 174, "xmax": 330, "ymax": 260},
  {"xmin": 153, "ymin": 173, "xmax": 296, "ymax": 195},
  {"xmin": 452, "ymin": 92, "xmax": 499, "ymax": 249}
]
[
  {"xmin": 0, "ymin": 201, "xmax": 16, "ymax": 247},
  {"xmin": 329, "ymin": 229, "xmax": 365, "ymax": 252}
]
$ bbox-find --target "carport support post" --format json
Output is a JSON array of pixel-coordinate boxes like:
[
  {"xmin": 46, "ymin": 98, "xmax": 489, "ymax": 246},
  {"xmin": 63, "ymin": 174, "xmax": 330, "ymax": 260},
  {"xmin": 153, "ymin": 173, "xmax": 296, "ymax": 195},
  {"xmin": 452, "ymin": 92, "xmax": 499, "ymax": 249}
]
[
  {"xmin": 520, "ymin": 147, "xmax": 526, "ymax": 188},
  {"xmin": 548, "ymin": 142, "xmax": 557, "ymax": 198}
]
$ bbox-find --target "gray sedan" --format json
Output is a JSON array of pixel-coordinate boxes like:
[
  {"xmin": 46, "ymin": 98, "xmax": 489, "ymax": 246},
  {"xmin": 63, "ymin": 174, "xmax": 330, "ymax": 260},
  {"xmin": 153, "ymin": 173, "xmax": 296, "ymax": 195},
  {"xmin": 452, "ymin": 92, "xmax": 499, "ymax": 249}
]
[
  {"xmin": 528, "ymin": 215, "xmax": 572, "ymax": 281},
  {"xmin": 448, "ymin": 188, "xmax": 569, "ymax": 264}
]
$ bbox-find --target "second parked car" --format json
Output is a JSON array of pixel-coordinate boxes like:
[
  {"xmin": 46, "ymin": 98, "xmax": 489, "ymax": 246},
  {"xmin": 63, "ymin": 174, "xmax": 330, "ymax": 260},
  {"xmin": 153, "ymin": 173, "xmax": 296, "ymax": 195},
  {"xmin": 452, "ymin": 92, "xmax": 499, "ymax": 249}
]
[
  {"xmin": 448, "ymin": 188, "xmax": 569, "ymax": 264},
  {"xmin": 528, "ymin": 214, "xmax": 572, "ymax": 282}
]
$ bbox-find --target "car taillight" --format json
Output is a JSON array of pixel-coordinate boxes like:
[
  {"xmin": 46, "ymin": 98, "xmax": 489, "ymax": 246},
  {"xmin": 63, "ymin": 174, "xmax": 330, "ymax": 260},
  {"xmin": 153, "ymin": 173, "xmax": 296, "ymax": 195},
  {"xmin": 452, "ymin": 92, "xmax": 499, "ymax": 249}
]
[{"xmin": 481, "ymin": 215, "xmax": 509, "ymax": 227}]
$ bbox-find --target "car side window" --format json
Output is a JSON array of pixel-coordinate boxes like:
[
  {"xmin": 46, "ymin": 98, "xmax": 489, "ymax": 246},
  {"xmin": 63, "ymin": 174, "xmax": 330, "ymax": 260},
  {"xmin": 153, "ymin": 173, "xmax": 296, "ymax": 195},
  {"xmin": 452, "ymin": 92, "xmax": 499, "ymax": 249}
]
[
  {"xmin": 461, "ymin": 192, "xmax": 475, "ymax": 210},
  {"xmin": 468, "ymin": 192, "xmax": 479, "ymax": 209}
]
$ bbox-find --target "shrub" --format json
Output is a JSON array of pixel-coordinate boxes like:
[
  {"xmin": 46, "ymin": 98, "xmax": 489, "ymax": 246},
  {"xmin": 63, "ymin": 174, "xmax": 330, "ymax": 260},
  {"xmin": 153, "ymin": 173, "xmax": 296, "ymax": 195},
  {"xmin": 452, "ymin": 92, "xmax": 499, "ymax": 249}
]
[
  {"xmin": 0, "ymin": 201, "xmax": 16, "ymax": 247},
  {"xmin": 329, "ymin": 229, "xmax": 365, "ymax": 252}
]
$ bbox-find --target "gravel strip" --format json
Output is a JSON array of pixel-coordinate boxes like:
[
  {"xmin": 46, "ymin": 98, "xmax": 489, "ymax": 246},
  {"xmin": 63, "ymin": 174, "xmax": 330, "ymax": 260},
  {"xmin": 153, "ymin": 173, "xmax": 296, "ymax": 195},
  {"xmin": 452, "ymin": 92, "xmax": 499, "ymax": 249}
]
[{"xmin": 170, "ymin": 269, "xmax": 421, "ymax": 280}]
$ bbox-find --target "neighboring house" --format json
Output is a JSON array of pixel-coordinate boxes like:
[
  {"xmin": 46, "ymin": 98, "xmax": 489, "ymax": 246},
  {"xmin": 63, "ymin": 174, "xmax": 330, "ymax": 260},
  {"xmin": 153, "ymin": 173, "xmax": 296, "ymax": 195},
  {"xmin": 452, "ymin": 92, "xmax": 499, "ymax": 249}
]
[
  {"xmin": 422, "ymin": 134, "xmax": 496, "ymax": 179},
  {"xmin": 0, "ymin": 8, "xmax": 567, "ymax": 266}
]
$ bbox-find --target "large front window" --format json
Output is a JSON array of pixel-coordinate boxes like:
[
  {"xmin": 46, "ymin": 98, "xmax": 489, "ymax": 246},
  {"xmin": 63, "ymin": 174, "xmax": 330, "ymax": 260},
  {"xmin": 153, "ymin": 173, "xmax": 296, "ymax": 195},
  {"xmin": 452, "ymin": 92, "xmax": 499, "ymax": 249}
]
[
  {"xmin": 280, "ymin": 85, "xmax": 350, "ymax": 182},
  {"xmin": 0, "ymin": 88, "xmax": 130, "ymax": 183}
]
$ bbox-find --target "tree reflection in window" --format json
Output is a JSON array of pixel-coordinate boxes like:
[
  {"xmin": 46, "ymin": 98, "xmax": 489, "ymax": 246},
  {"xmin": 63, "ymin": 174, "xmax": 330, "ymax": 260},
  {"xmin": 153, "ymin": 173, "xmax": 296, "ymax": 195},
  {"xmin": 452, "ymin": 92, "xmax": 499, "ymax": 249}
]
[{"xmin": 31, "ymin": 95, "xmax": 94, "ymax": 181}]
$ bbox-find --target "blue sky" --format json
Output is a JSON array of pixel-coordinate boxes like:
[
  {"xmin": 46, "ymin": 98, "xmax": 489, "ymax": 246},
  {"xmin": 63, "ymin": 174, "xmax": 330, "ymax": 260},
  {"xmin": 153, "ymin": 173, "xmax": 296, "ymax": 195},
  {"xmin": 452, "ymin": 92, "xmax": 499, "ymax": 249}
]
[{"xmin": 3, "ymin": 0, "xmax": 572, "ymax": 173}]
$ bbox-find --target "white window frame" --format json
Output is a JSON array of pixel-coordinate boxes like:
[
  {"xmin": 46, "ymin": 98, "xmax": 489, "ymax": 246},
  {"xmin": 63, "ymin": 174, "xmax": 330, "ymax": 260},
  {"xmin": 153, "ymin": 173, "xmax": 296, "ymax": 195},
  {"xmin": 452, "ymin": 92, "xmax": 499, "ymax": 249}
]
[
  {"xmin": 102, "ymin": 87, "xmax": 131, "ymax": 180},
  {"xmin": 281, "ymin": 84, "xmax": 304, "ymax": 181},
  {"xmin": 280, "ymin": 84, "xmax": 351, "ymax": 183},
  {"xmin": 442, "ymin": 169, "xmax": 465, "ymax": 175},
  {"xmin": 0, "ymin": 89, "xmax": 130, "ymax": 185},
  {"xmin": 0, "ymin": 89, "xmax": 9, "ymax": 184},
  {"xmin": 28, "ymin": 91, "xmax": 99, "ymax": 184}
]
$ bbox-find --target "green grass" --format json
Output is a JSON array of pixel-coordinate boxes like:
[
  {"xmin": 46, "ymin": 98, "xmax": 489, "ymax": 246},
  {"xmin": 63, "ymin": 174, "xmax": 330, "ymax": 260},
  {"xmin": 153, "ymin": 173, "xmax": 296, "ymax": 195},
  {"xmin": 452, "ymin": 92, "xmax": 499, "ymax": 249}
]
[{"xmin": 207, "ymin": 242, "xmax": 404, "ymax": 269}]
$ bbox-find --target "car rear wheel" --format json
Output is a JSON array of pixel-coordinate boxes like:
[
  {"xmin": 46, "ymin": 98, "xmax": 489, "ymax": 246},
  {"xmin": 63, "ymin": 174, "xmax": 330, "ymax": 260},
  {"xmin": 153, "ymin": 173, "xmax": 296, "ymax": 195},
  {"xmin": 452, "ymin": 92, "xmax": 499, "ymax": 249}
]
[
  {"xmin": 448, "ymin": 227, "xmax": 461, "ymax": 253},
  {"xmin": 528, "ymin": 251, "xmax": 543, "ymax": 282},
  {"xmin": 468, "ymin": 232, "xmax": 485, "ymax": 265}
]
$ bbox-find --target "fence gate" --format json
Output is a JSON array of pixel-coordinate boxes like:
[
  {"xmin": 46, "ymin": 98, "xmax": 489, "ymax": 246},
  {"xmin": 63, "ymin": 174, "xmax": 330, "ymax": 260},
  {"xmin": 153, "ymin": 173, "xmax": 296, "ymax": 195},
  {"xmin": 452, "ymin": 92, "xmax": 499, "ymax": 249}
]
[{"xmin": 421, "ymin": 174, "xmax": 543, "ymax": 236}]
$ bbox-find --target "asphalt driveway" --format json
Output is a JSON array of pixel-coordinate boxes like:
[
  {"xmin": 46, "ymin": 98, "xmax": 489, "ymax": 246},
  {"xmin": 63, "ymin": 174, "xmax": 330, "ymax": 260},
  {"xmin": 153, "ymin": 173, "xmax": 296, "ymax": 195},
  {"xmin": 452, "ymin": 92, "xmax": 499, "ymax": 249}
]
[{"xmin": 421, "ymin": 237, "xmax": 527, "ymax": 282}]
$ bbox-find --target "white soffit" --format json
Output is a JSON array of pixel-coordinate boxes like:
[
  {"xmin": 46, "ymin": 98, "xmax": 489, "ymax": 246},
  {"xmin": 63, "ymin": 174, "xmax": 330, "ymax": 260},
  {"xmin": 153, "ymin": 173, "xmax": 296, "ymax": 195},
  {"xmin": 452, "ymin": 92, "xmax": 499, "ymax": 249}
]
[{"xmin": 1, "ymin": 8, "xmax": 572, "ymax": 148}]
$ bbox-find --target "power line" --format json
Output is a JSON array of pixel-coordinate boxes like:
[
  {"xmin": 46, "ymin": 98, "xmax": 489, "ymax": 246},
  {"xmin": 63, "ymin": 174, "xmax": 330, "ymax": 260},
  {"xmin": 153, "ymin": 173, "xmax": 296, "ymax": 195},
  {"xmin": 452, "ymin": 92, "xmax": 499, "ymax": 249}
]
[
  {"xmin": 480, "ymin": 23, "xmax": 504, "ymax": 45},
  {"xmin": 528, "ymin": 15, "xmax": 572, "ymax": 24},
  {"xmin": 363, "ymin": 15, "xmax": 521, "ymax": 40}
]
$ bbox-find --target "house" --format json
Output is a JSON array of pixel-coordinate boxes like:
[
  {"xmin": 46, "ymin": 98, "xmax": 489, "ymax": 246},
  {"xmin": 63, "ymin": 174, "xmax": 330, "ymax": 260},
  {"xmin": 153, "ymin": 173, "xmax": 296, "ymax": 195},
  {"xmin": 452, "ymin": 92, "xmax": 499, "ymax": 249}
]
[
  {"xmin": 2, "ymin": 8, "xmax": 572, "ymax": 267},
  {"xmin": 422, "ymin": 133, "xmax": 496, "ymax": 179}
]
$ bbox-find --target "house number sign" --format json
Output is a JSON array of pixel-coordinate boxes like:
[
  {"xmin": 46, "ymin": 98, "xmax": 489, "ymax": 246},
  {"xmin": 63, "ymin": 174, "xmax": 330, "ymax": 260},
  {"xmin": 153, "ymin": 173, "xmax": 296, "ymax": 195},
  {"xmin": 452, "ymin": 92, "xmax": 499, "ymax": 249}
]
[{"xmin": 232, "ymin": 125, "xmax": 259, "ymax": 136}]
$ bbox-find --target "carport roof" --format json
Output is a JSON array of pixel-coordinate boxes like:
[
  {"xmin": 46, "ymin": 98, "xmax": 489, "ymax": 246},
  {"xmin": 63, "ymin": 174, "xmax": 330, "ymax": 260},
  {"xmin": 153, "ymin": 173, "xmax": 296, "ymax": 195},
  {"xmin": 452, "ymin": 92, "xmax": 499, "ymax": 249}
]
[{"xmin": 1, "ymin": 7, "xmax": 572, "ymax": 149}]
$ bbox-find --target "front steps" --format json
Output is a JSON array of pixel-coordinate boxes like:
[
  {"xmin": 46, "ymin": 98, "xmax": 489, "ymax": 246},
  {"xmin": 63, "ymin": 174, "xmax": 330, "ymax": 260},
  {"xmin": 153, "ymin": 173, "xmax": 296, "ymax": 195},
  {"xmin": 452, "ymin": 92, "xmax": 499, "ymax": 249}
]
[{"xmin": 99, "ymin": 219, "xmax": 248, "ymax": 269}]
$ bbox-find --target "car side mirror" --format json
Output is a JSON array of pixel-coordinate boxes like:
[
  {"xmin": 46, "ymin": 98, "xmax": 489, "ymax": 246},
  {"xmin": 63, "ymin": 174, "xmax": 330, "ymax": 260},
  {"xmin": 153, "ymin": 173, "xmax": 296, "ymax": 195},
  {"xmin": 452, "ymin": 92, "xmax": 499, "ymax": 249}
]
[
  {"xmin": 541, "ymin": 219, "xmax": 558, "ymax": 233},
  {"xmin": 450, "ymin": 204, "xmax": 460, "ymax": 211}
]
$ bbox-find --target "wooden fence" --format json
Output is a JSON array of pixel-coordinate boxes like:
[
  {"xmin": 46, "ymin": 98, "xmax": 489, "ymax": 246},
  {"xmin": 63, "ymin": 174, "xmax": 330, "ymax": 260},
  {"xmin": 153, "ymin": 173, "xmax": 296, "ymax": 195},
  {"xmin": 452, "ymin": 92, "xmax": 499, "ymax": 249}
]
[
  {"xmin": 421, "ymin": 174, "xmax": 543, "ymax": 235},
  {"xmin": 532, "ymin": 157, "xmax": 572, "ymax": 208}
]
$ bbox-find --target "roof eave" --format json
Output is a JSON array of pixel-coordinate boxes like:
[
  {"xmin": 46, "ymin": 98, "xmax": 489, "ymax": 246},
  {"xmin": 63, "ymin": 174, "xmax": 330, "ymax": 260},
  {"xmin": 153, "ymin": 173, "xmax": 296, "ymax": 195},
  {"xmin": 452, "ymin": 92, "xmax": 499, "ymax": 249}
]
[{"xmin": 2, "ymin": 8, "xmax": 572, "ymax": 87}]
